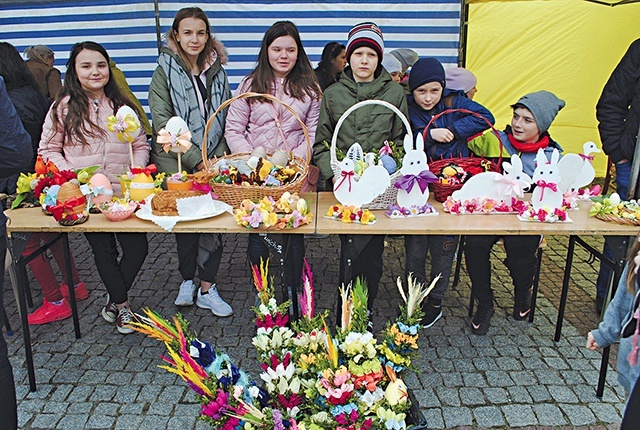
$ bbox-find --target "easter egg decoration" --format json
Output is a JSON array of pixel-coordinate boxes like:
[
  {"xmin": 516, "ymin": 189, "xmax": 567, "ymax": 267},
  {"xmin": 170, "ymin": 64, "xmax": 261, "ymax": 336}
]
[
  {"xmin": 49, "ymin": 182, "xmax": 89, "ymax": 226},
  {"xmin": 88, "ymin": 173, "xmax": 114, "ymax": 212},
  {"xmin": 158, "ymin": 116, "xmax": 193, "ymax": 181}
]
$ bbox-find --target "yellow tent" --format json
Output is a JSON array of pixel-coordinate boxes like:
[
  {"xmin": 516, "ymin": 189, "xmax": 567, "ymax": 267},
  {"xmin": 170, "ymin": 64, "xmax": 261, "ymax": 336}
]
[{"xmin": 465, "ymin": 0, "xmax": 640, "ymax": 175}]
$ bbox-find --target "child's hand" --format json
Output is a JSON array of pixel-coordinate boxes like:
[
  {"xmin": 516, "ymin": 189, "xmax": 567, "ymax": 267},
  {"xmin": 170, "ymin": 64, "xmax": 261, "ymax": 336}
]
[
  {"xmin": 430, "ymin": 128, "xmax": 454, "ymax": 143},
  {"xmin": 586, "ymin": 332, "xmax": 600, "ymax": 350}
]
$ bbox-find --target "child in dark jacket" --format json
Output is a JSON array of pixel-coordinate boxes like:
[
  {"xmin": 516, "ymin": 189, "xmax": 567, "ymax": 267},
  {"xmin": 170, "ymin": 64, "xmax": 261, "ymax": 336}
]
[{"xmin": 404, "ymin": 58, "xmax": 494, "ymax": 327}]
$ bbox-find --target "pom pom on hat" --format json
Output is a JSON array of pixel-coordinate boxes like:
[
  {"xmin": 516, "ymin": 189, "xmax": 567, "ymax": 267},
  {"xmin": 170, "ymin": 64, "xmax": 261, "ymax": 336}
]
[
  {"xmin": 346, "ymin": 22, "xmax": 384, "ymax": 62},
  {"xmin": 511, "ymin": 90, "xmax": 566, "ymax": 133},
  {"xmin": 382, "ymin": 54, "xmax": 402, "ymax": 74},
  {"xmin": 408, "ymin": 58, "xmax": 445, "ymax": 93},
  {"xmin": 389, "ymin": 48, "xmax": 419, "ymax": 74},
  {"xmin": 445, "ymin": 67, "xmax": 477, "ymax": 94}
]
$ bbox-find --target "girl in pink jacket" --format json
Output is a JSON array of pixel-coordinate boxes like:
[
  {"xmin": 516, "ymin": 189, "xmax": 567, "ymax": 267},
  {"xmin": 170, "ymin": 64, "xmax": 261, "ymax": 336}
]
[
  {"xmin": 38, "ymin": 41, "xmax": 149, "ymax": 335},
  {"xmin": 224, "ymin": 21, "xmax": 321, "ymax": 301}
]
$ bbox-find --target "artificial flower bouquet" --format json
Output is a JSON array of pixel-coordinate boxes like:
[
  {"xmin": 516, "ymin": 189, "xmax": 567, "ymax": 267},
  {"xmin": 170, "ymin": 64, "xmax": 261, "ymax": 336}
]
[
  {"xmin": 590, "ymin": 192, "xmax": 640, "ymax": 226},
  {"xmin": 386, "ymin": 203, "xmax": 438, "ymax": 218},
  {"xmin": 443, "ymin": 196, "xmax": 528, "ymax": 215},
  {"xmin": 325, "ymin": 204, "xmax": 377, "ymax": 225},
  {"xmin": 234, "ymin": 192, "xmax": 312, "ymax": 229},
  {"xmin": 130, "ymin": 259, "xmax": 435, "ymax": 429}
]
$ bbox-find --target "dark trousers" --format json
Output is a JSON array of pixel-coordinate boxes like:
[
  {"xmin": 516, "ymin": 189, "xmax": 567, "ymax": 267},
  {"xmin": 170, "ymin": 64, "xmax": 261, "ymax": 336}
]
[
  {"xmin": 247, "ymin": 233, "xmax": 305, "ymax": 291},
  {"xmin": 175, "ymin": 233, "xmax": 222, "ymax": 283},
  {"xmin": 597, "ymin": 161, "xmax": 632, "ymax": 298},
  {"xmin": 85, "ymin": 233, "xmax": 148, "ymax": 304},
  {"xmin": 0, "ymin": 223, "xmax": 17, "ymax": 429},
  {"xmin": 621, "ymin": 374, "xmax": 640, "ymax": 429},
  {"xmin": 464, "ymin": 235, "xmax": 540, "ymax": 305},
  {"xmin": 339, "ymin": 234, "xmax": 385, "ymax": 309},
  {"xmin": 404, "ymin": 235, "xmax": 458, "ymax": 301}
]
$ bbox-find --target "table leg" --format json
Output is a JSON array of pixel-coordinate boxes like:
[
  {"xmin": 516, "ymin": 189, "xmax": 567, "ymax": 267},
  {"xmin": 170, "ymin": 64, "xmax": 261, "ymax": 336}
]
[
  {"xmin": 62, "ymin": 234, "xmax": 81, "ymax": 339},
  {"xmin": 16, "ymin": 258, "xmax": 35, "ymax": 391},
  {"xmin": 555, "ymin": 235, "xmax": 576, "ymax": 342}
]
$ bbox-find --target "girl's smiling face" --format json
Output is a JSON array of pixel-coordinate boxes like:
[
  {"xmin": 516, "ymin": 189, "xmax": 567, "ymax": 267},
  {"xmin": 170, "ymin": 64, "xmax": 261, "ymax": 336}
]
[
  {"xmin": 268, "ymin": 35, "xmax": 298, "ymax": 79},
  {"xmin": 75, "ymin": 48, "xmax": 109, "ymax": 97},
  {"xmin": 176, "ymin": 17, "xmax": 208, "ymax": 65}
]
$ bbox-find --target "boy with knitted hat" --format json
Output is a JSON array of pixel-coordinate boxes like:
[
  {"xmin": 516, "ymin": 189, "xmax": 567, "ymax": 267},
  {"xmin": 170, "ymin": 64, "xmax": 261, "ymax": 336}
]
[
  {"xmin": 465, "ymin": 90, "xmax": 565, "ymax": 335},
  {"xmin": 314, "ymin": 22, "xmax": 407, "ymax": 315},
  {"xmin": 404, "ymin": 57, "xmax": 495, "ymax": 328}
]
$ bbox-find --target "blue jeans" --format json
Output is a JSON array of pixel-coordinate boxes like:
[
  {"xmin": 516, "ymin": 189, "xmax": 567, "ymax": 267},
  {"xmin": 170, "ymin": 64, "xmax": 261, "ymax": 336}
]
[{"xmin": 596, "ymin": 161, "xmax": 631, "ymax": 298}]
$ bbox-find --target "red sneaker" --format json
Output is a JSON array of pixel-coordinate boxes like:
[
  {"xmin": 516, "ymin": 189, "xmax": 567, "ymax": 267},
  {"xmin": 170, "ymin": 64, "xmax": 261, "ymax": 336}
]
[
  {"xmin": 60, "ymin": 281, "xmax": 89, "ymax": 301},
  {"xmin": 28, "ymin": 299, "xmax": 72, "ymax": 325}
]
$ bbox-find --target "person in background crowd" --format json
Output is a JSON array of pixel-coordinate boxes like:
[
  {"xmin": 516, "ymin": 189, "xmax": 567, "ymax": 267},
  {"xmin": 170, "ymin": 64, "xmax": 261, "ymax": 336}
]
[
  {"xmin": 24, "ymin": 44, "xmax": 62, "ymax": 104},
  {"xmin": 39, "ymin": 41, "xmax": 149, "ymax": 334},
  {"xmin": 389, "ymin": 48, "xmax": 419, "ymax": 94},
  {"xmin": 445, "ymin": 67, "xmax": 478, "ymax": 100},
  {"xmin": 226, "ymin": 20, "xmax": 320, "ymax": 299},
  {"xmin": 314, "ymin": 22, "xmax": 408, "ymax": 312},
  {"xmin": 587, "ymin": 233, "xmax": 640, "ymax": 398},
  {"xmin": 314, "ymin": 41, "xmax": 346, "ymax": 91},
  {"xmin": 466, "ymin": 90, "xmax": 565, "ymax": 335},
  {"xmin": 0, "ymin": 74, "xmax": 33, "ymax": 429},
  {"xmin": 594, "ymin": 38, "xmax": 640, "ymax": 314},
  {"xmin": 0, "ymin": 42, "xmax": 49, "ymax": 167},
  {"xmin": 148, "ymin": 7, "xmax": 233, "ymax": 317},
  {"xmin": 110, "ymin": 60, "xmax": 152, "ymax": 138},
  {"xmin": 382, "ymin": 54, "xmax": 402, "ymax": 83},
  {"xmin": 404, "ymin": 57, "xmax": 494, "ymax": 328}
]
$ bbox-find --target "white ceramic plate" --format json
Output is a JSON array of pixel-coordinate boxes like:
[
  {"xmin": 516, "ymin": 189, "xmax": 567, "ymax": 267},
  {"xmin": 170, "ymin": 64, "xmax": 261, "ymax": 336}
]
[{"xmin": 135, "ymin": 208, "xmax": 226, "ymax": 223}]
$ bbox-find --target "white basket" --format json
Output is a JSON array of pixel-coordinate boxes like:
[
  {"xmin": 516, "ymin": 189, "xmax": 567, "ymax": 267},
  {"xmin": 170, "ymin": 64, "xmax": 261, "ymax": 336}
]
[{"xmin": 330, "ymin": 99, "xmax": 412, "ymax": 210}]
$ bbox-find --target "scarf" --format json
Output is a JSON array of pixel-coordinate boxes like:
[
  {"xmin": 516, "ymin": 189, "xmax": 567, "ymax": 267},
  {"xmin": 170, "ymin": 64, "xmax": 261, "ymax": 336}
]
[
  {"xmin": 508, "ymin": 133, "xmax": 550, "ymax": 153},
  {"xmin": 158, "ymin": 51, "xmax": 229, "ymax": 158}
]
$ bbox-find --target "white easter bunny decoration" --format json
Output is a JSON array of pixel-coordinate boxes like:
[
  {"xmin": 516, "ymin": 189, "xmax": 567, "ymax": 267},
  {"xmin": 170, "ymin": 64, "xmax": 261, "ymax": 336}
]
[
  {"xmin": 451, "ymin": 154, "xmax": 532, "ymax": 203},
  {"xmin": 531, "ymin": 148, "xmax": 563, "ymax": 212},
  {"xmin": 333, "ymin": 143, "xmax": 390, "ymax": 207},
  {"xmin": 395, "ymin": 133, "xmax": 437, "ymax": 208}
]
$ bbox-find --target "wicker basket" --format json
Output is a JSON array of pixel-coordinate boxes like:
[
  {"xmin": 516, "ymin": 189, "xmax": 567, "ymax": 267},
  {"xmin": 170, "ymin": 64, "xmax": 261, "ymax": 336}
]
[
  {"xmin": 330, "ymin": 99, "xmax": 412, "ymax": 210},
  {"xmin": 595, "ymin": 212, "xmax": 640, "ymax": 226},
  {"xmin": 426, "ymin": 108, "xmax": 503, "ymax": 203},
  {"xmin": 201, "ymin": 92, "xmax": 310, "ymax": 208}
]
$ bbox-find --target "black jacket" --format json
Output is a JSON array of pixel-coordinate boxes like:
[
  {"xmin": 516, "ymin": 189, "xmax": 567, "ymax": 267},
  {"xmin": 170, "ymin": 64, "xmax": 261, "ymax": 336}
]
[
  {"xmin": 7, "ymin": 84, "xmax": 49, "ymax": 166},
  {"xmin": 596, "ymin": 38, "xmax": 640, "ymax": 164}
]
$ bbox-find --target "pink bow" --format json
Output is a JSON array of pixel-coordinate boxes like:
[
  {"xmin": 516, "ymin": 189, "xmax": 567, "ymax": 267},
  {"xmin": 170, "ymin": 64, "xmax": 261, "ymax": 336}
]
[
  {"xmin": 536, "ymin": 180, "xmax": 558, "ymax": 201},
  {"xmin": 158, "ymin": 129, "xmax": 193, "ymax": 153},
  {"xmin": 335, "ymin": 170, "xmax": 355, "ymax": 192},
  {"xmin": 495, "ymin": 175, "xmax": 525, "ymax": 198},
  {"xmin": 579, "ymin": 153, "xmax": 595, "ymax": 161}
]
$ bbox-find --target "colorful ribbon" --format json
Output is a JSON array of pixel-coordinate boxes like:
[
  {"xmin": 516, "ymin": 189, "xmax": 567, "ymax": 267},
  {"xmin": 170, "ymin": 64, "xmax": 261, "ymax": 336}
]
[
  {"xmin": 158, "ymin": 128, "xmax": 193, "ymax": 153},
  {"xmin": 536, "ymin": 180, "xmax": 558, "ymax": 201},
  {"xmin": 335, "ymin": 170, "xmax": 355, "ymax": 192},
  {"xmin": 107, "ymin": 114, "xmax": 139, "ymax": 143},
  {"xmin": 130, "ymin": 164, "xmax": 157, "ymax": 176},
  {"xmin": 394, "ymin": 170, "xmax": 438, "ymax": 193},
  {"xmin": 49, "ymin": 196, "xmax": 85, "ymax": 221}
]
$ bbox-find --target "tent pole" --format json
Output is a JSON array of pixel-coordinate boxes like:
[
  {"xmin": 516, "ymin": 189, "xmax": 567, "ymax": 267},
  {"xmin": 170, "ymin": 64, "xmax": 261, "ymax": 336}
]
[
  {"xmin": 154, "ymin": 0, "xmax": 161, "ymax": 55},
  {"xmin": 458, "ymin": 0, "xmax": 470, "ymax": 67}
]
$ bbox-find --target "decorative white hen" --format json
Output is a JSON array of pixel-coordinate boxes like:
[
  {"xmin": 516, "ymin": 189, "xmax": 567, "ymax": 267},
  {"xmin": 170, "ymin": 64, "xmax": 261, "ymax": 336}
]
[
  {"xmin": 557, "ymin": 141, "xmax": 601, "ymax": 192},
  {"xmin": 333, "ymin": 157, "xmax": 390, "ymax": 207}
]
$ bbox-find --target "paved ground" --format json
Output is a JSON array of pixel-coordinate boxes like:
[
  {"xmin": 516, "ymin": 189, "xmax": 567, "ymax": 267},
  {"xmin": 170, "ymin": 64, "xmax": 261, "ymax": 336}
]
[{"xmin": 3, "ymin": 231, "xmax": 630, "ymax": 429}]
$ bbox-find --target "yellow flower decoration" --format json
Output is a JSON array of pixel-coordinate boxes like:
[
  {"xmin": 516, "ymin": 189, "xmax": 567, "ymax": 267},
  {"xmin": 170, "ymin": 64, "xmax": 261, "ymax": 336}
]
[{"xmin": 107, "ymin": 114, "xmax": 139, "ymax": 143}]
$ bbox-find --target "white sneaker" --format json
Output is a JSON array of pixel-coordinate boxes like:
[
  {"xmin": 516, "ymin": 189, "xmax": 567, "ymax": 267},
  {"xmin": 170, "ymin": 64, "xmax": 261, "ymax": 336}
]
[
  {"xmin": 175, "ymin": 280, "xmax": 196, "ymax": 306},
  {"xmin": 197, "ymin": 285, "xmax": 233, "ymax": 317}
]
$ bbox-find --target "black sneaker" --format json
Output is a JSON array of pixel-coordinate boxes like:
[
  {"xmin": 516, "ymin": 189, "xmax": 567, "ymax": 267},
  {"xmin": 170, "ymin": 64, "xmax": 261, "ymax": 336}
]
[
  {"xmin": 513, "ymin": 288, "xmax": 532, "ymax": 321},
  {"xmin": 471, "ymin": 302, "xmax": 494, "ymax": 335},
  {"xmin": 422, "ymin": 299, "xmax": 443, "ymax": 328}
]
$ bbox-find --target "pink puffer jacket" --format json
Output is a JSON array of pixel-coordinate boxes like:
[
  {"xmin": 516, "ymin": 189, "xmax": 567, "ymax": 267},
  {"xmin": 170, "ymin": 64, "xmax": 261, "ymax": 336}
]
[
  {"xmin": 38, "ymin": 95, "xmax": 150, "ymax": 194},
  {"xmin": 224, "ymin": 78, "xmax": 320, "ymax": 161}
]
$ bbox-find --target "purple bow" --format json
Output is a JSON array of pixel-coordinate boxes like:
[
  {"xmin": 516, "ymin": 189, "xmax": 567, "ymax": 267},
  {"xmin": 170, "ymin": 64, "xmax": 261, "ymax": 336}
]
[
  {"xmin": 579, "ymin": 153, "xmax": 595, "ymax": 161},
  {"xmin": 394, "ymin": 170, "xmax": 438, "ymax": 193}
]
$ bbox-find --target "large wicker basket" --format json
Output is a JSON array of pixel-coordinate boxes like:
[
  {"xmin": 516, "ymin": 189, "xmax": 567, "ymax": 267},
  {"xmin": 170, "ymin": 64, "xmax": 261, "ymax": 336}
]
[
  {"xmin": 426, "ymin": 108, "xmax": 503, "ymax": 202},
  {"xmin": 595, "ymin": 212, "xmax": 640, "ymax": 226},
  {"xmin": 202, "ymin": 92, "xmax": 311, "ymax": 208},
  {"xmin": 330, "ymin": 99, "xmax": 412, "ymax": 210}
]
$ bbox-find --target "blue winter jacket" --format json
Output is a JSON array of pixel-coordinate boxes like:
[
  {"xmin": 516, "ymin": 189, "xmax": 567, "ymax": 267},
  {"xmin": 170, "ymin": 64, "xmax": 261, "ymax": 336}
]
[{"xmin": 407, "ymin": 89, "xmax": 495, "ymax": 162}]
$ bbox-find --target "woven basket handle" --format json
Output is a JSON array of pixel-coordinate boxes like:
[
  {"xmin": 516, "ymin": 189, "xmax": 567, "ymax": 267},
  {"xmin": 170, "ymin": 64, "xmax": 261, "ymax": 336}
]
[
  {"xmin": 423, "ymin": 108, "xmax": 504, "ymax": 166},
  {"xmin": 202, "ymin": 91, "xmax": 311, "ymax": 170},
  {"xmin": 330, "ymin": 99, "xmax": 412, "ymax": 167}
]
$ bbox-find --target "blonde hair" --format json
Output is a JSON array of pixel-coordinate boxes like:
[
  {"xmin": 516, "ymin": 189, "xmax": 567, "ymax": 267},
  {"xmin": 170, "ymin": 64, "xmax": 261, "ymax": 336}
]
[{"xmin": 24, "ymin": 45, "xmax": 54, "ymax": 63}]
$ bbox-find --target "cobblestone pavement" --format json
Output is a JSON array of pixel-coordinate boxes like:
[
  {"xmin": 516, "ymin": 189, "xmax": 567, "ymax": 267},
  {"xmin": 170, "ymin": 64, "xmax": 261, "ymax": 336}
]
[{"xmin": 3, "ymin": 232, "xmax": 629, "ymax": 429}]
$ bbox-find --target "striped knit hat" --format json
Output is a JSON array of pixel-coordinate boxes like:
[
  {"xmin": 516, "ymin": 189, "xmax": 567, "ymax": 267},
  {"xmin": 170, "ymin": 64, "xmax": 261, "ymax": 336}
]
[{"xmin": 345, "ymin": 22, "xmax": 384, "ymax": 62}]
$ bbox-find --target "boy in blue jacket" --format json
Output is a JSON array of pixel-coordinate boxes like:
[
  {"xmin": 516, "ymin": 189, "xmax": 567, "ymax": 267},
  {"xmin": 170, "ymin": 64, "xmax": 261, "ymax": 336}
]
[{"xmin": 404, "ymin": 58, "xmax": 494, "ymax": 327}]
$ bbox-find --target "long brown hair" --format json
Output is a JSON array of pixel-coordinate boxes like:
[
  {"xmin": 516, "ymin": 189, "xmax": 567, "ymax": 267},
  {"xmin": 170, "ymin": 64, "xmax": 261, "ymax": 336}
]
[
  {"xmin": 248, "ymin": 21, "xmax": 320, "ymax": 101},
  {"xmin": 166, "ymin": 7, "xmax": 215, "ymax": 71},
  {"xmin": 626, "ymin": 234, "xmax": 640, "ymax": 293},
  {"xmin": 50, "ymin": 41, "xmax": 138, "ymax": 147}
]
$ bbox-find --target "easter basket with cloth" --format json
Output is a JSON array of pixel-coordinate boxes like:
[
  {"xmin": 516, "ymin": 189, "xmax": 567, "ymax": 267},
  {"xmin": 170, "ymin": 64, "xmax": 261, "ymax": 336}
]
[
  {"xmin": 330, "ymin": 99, "xmax": 412, "ymax": 210},
  {"xmin": 201, "ymin": 92, "xmax": 311, "ymax": 208},
  {"xmin": 426, "ymin": 108, "xmax": 503, "ymax": 202}
]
